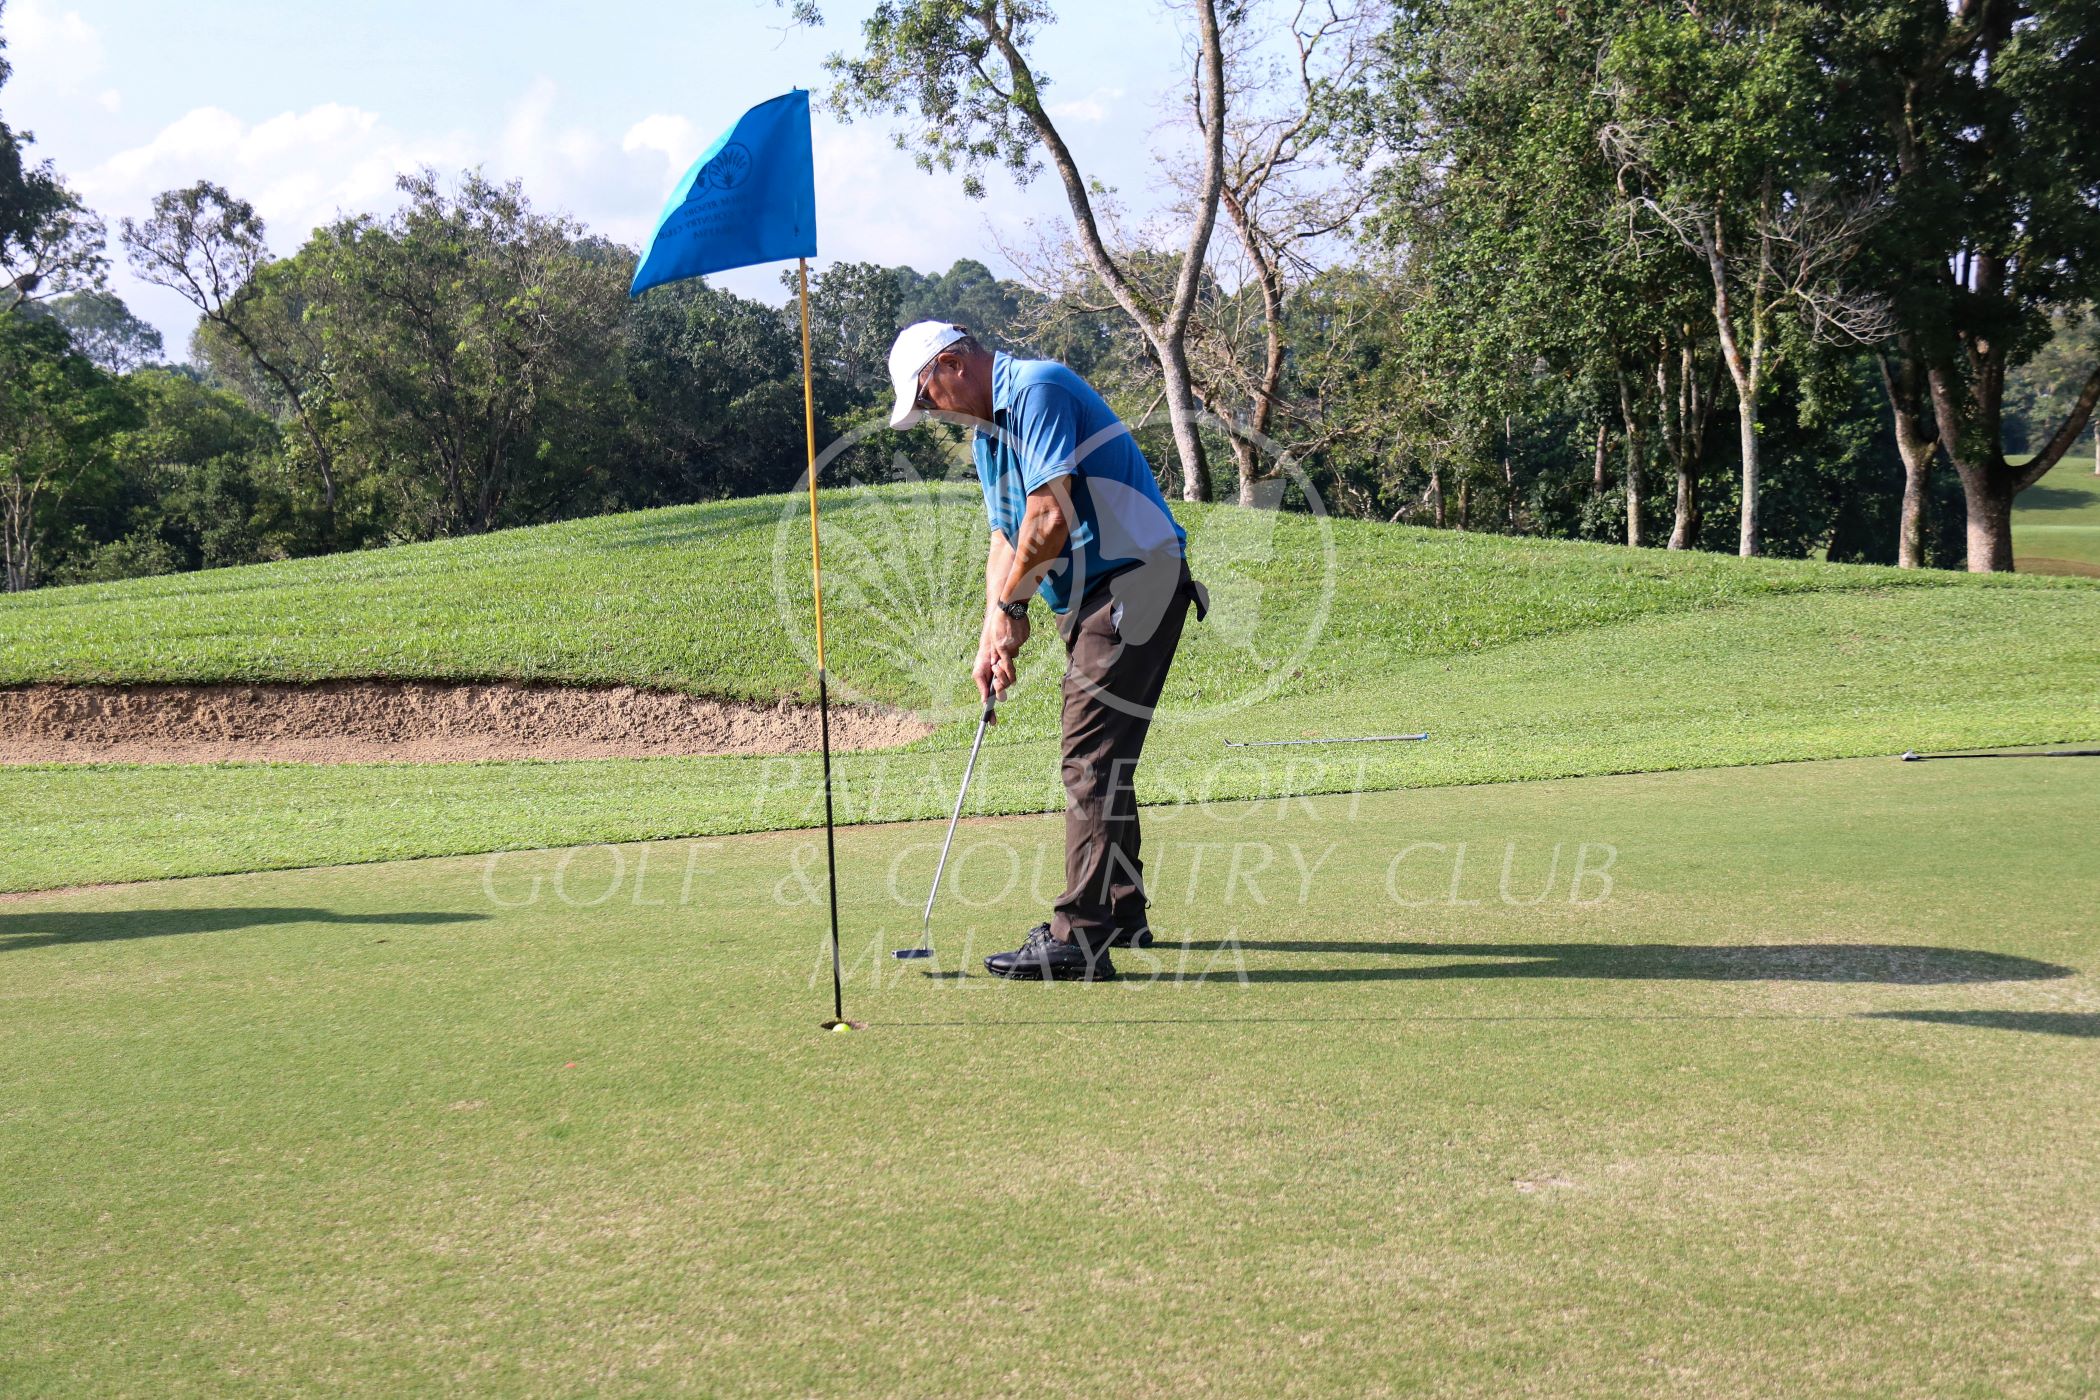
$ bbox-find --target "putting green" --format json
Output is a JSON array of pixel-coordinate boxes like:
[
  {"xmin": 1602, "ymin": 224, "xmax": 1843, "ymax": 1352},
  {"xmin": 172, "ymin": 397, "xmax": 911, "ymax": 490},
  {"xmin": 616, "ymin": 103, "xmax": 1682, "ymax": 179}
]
[{"xmin": 3, "ymin": 754, "xmax": 2093, "ymax": 1395}]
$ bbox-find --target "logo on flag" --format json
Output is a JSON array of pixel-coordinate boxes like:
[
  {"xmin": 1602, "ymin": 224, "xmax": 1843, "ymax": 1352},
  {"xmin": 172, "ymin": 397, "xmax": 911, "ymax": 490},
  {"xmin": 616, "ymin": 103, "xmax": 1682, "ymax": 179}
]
[{"xmin": 703, "ymin": 143, "xmax": 754, "ymax": 190}]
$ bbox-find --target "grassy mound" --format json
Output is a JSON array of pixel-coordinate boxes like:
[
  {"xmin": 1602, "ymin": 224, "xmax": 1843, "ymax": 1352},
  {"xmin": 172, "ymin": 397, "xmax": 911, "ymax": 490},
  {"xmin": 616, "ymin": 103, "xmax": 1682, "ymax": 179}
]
[
  {"xmin": 2, "ymin": 480, "xmax": 2072, "ymax": 699},
  {"xmin": 3, "ymin": 484, "xmax": 2094, "ymax": 891}
]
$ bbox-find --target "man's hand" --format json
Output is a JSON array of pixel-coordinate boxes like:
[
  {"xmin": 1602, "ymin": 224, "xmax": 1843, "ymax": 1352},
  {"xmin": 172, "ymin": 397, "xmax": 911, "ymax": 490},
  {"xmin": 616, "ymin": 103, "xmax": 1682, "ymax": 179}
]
[{"xmin": 974, "ymin": 607, "xmax": 1027, "ymax": 714}]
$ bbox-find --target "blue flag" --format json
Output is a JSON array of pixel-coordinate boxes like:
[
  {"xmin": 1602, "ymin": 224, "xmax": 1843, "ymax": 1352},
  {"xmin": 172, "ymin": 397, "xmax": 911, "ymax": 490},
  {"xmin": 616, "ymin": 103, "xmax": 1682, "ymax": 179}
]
[{"xmin": 630, "ymin": 90, "xmax": 817, "ymax": 297}]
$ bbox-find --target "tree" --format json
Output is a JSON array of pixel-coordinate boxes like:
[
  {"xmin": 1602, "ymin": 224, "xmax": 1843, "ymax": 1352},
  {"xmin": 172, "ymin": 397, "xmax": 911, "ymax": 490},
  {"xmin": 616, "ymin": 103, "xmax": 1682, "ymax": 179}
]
[
  {"xmin": 298, "ymin": 170, "xmax": 629, "ymax": 536},
  {"xmin": 786, "ymin": 258, "xmax": 905, "ymax": 426},
  {"xmin": 896, "ymin": 258, "xmax": 1035, "ymax": 349},
  {"xmin": 33, "ymin": 290, "xmax": 164, "ymax": 373},
  {"xmin": 623, "ymin": 277, "xmax": 812, "ymax": 503},
  {"xmin": 1192, "ymin": 0, "xmax": 1381, "ymax": 506},
  {"xmin": 1360, "ymin": 0, "xmax": 1704, "ymax": 547},
  {"xmin": 0, "ymin": 313, "xmax": 135, "ymax": 590},
  {"xmin": 0, "ymin": 180, "xmax": 107, "ymax": 312},
  {"xmin": 122, "ymin": 183, "xmax": 342, "ymax": 519},
  {"xmin": 1602, "ymin": 0, "xmax": 1891, "ymax": 557},
  {"xmin": 1849, "ymin": 0, "xmax": 2100, "ymax": 569},
  {"xmin": 98, "ymin": 369, "xmax": 290, "ymax": 575},
  {"xmin": 827, "ymin": 0, "xmax": 1231, "ymax": 502}
]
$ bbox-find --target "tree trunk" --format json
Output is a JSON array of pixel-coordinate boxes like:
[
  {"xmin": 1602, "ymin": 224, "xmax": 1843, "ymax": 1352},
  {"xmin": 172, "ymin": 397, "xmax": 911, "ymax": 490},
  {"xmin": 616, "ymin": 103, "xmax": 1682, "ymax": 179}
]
[
  {"xmin": 1625, "ymin": 439, "xmax": 1644, "ymax": 547},
  {"xmin": 1926, "ymin": 350, "xmax": 2100, "ymax": 573},
  {"xmin": 1592, "ymin": 421, "xmax": 1608, "ymax": 493},
  {"xmin": 1895, "ymin": 446, "xmax": 1930, "ymax": 568},
  {"xmin": 1734, "ymin": 395, "xmax": 1758, "ymax": 558},
  {"xmin": 1503, "ymin": 413, "xmax": 1517, "ymax": 530},
  {"xmin": 1615, "ymin": 368, "xmax": 1645, "ymax": 548},
  {"xmin": 1219, "ymin": 179, "xmax": 1288, "ymax": 512},
  {"xmin": 1159, "ymin": 335, "xmax": 1212, "ymax": 503},
  {"xmin": 1427, "ymin": 466, "xmax": 1445, "ymax": 528},
  {"xmin": 1697, "ymin": 206, "xmax": 1766, "ymax": 559},
  {"xmin": 1669, "ymin": 464, "xmax": 1695, "ymax": 549},
  {"xmin": 1233, "ymin": 436, "xmax": 1262, "ymax": 507},
  {"xmin": 1877, "ymin": 349, "xmax": 1938, "ymax": 569},
  {"xmin": 1957, "ymin": 467, "xmax": 2014, "ymax": 573},
  {"xmin": 1657, "ymin": 344, "xmax": 1710, "ymax": 551},
  {"xmin": 1, "ymin": 476, "xmax": 37, "ymax": 592},
  {"xmin": 1456, "ymin": 474, "xmax": 1469, "ymax": 530}
]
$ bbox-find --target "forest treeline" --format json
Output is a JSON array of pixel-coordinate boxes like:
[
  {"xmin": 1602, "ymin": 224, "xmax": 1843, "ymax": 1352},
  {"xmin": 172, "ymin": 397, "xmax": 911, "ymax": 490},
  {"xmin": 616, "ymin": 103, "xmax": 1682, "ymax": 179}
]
[{"xmin": 2, "ymin": 0, "xmax": 2095, "ymax": 591}]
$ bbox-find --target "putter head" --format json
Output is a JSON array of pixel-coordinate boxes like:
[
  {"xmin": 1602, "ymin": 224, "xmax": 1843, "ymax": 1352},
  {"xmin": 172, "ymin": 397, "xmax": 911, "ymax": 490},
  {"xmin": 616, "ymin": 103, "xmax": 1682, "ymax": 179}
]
[{"xmin": 893, "ymin": 947, "xmax": 934, "ymax": 960}]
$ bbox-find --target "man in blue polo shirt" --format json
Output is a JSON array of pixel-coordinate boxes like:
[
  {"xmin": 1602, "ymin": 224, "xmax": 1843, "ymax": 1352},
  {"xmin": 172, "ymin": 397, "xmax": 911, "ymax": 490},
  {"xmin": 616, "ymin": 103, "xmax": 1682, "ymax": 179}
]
[{"xmin": 888, "ymin": 322, "xmax": 1206, "ymax": 981}]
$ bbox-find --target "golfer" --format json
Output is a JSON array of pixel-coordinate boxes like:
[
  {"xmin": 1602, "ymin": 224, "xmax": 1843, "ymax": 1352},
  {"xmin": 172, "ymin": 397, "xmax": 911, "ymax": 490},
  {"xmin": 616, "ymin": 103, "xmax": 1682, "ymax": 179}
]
[{"xmin": 888, "ymin": 322, "xmax": 1206, "ymax": 981}]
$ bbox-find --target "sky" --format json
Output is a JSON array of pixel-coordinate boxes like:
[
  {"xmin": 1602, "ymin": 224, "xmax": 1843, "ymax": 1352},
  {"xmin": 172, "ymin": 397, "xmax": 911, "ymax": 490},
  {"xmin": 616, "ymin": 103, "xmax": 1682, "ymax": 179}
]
[{"xmin": 1, "ymin": 0, "xmax": 1197, "ymax": 356}]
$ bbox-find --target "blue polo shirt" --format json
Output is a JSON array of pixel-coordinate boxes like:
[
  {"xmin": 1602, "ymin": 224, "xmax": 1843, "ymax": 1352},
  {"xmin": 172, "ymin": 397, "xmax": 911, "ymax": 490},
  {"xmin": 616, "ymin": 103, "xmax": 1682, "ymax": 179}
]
[{"xmin": 973, "ymin": 352, "xmax": 1187, "ymax": 615}]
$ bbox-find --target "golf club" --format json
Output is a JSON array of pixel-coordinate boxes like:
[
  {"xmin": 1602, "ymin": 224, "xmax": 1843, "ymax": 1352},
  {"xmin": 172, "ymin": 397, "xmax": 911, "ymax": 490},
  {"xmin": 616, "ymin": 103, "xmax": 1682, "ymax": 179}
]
[
  {"xmin": 1224, "ymin": 732, "xmax": 1430, "ymax": 748},
  {"xmin": 1901, "ymin": 746, "xmax": 2100, "ymax": 761},
  {"xmin": 895, "ymin": 693, "xmax": 999, "ymax": 960}
]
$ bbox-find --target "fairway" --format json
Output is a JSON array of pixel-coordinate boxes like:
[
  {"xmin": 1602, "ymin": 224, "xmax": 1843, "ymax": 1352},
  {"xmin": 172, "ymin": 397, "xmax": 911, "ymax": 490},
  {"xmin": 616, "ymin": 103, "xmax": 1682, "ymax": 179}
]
[
  {"xmin": 4, "ymin": 755, "xmax": 2095, "ymax": 1396},
  {"xmin": 2014, "ymin": 461, "xmax": 2100, "ymax": 574}
]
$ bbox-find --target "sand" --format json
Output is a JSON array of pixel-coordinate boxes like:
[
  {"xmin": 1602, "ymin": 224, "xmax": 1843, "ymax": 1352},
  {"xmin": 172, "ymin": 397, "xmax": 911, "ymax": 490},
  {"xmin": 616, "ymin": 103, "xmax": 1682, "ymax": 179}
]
[{"xmin": 0, "ymin": 680, "xmax": 930, "ymax": 765}]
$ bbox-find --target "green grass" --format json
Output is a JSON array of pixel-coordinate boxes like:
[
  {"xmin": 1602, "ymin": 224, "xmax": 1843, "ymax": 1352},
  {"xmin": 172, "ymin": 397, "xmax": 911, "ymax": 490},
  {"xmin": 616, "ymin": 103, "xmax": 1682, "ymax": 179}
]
[
  {"xmin": 4, "ymin": 484, "xmax": 2095, "ymax": 892},
  {"xmin": 2013, "ymin": 454, "xmax": 2100, "ymax": 571},
  {"xmin": 3, "ymin": 755, "xmax": 2094, "ymax": 1395}
]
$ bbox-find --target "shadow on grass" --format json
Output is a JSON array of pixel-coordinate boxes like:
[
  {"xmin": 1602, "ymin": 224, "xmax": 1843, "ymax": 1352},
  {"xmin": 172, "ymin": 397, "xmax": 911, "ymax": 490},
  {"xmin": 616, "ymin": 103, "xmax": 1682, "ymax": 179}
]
[
  {"xmin": 1170, "ymin": 940, "xmax": 2072, "ymax": 985},
  {"xmin": 0, "ymin": 906, "xmax": 487, "ymax": 954},
  {"xmin": 1861, "ymin": 1010, "xmax": 2100, "ymax": 1038},
  {"xmin": 2014, "ymin": 481, "xmax": 2099, "ymax": 515}
]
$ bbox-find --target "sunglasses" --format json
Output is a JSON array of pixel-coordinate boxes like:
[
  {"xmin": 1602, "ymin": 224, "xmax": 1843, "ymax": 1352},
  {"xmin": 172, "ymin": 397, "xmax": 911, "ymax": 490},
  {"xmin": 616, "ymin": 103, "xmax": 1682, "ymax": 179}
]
[{"xmin": 914, "ymin": 353, "xmax": 953, "ymax": 413}]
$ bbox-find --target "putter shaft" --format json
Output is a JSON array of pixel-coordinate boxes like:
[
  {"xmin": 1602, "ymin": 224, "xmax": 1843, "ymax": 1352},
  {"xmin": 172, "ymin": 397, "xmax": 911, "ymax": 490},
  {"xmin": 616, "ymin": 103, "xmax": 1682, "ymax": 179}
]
[{"xmin": 902, "ymin": 697, "xmax": 996, "ymax": 957}]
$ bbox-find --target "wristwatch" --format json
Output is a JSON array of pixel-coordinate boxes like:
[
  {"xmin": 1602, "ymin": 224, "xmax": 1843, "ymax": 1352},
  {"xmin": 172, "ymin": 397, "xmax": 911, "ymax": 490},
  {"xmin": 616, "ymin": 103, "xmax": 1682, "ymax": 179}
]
[{"xmin": 996, "ymin": 597, "xmax": 1029, "ymax": 620}]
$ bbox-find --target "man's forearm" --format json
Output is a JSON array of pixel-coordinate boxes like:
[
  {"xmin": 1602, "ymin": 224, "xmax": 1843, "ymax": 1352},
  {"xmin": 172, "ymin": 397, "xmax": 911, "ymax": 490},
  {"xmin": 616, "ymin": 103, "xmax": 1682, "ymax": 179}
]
[
  {"xmin": 985, "ymin": 532, "xmax": 1016, "ymax": 614},
  {"xmin": 996, "ymin": 487, "xmax": 1072, "ymax": 606}
]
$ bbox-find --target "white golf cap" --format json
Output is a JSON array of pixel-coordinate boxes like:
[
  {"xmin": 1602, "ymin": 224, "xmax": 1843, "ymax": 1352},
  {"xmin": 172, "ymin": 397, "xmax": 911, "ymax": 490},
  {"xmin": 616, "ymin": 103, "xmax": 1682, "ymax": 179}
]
[{"xmin": 886, "ymin": 321, "xmax": 970, "ymax": 429}]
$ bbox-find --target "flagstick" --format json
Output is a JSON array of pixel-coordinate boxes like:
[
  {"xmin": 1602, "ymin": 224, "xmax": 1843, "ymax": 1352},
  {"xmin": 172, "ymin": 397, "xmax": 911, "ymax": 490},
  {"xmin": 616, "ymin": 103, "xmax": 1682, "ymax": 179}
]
[{"xmin": 798, "ymin": 258, "xmax": 847, "ymax": 1028}]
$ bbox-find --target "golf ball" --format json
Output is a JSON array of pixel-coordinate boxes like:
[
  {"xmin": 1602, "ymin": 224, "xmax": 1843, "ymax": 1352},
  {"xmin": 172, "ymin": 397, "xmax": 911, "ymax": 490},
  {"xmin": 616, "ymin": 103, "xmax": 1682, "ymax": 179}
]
[{"xmin": 831, "ymin": 1022, "xmax": 853, "ymax": 1034}]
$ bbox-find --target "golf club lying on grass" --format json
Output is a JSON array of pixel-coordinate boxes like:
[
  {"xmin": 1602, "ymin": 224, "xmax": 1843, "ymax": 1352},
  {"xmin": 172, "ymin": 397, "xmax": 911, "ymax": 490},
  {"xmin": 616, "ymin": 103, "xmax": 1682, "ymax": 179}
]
[
  {"xmin": 1224, "ymin": 732, "xmax": 1429, "ymax": 748},
  {"xmin": 895, "ymin": 693, "xmax": 999, "ymax": 961},
  {"xmin": 1900, "ymin": 746, "xmax": 2100, "ymax": 761}
]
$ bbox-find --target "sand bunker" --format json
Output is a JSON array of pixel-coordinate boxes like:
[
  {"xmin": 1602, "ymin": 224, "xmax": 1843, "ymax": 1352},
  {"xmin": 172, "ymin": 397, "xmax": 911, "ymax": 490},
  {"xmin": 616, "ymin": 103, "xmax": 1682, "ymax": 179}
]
[{"xmin": 0, "ymin": 680, "xmax": 930, "ymax": 765}]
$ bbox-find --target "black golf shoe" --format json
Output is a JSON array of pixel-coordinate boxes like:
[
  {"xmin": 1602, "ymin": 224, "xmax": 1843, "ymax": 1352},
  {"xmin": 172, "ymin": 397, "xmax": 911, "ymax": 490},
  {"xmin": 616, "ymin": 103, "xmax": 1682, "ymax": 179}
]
[
  {"xmin": 983, "ymin": 923, "xmax": 1116, "ymax": 981},
  {"xmin": 1105, "ymin": 926, "xmax": 1154, "ymax": 948}
]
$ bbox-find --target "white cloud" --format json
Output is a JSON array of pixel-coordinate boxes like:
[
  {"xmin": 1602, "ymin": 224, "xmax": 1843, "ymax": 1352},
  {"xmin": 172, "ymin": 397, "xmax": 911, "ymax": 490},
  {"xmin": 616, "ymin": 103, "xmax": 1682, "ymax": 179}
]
[
  {"xmin": 79, "ymin": 101, "xmax": 475, "ymax": 353},
  {"xmin": 1046, "ymin": 88, "xmax": 1124, "ymax": 125},
  {"xmin": 5, "ymin": 0, "xmax": 104, "ymax": 96},
  {"xmin": 622, "ymin": 114, "xmax": 704, "ymax": 174},
  {"xmin": 82, "ymin": 102, "xmax": 473, "ymax": 248}
]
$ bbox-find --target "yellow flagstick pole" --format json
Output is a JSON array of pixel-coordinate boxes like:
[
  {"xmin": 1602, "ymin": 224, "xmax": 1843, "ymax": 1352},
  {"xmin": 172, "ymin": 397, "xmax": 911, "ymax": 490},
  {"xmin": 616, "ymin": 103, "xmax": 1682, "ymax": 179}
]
[{"xmin": 799, "ymin": 257, "xmax": 847, "ymax": 1028}]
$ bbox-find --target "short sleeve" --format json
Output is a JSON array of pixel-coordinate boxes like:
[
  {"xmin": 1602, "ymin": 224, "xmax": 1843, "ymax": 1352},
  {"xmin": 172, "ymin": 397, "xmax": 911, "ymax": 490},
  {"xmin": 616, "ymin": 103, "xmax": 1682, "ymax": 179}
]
[{"xmin": 1010, "ymin": 384, "xmax": 1080, "ymax": 493}]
